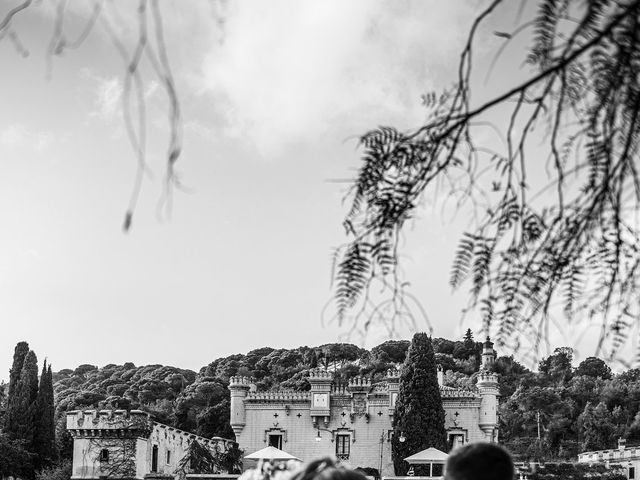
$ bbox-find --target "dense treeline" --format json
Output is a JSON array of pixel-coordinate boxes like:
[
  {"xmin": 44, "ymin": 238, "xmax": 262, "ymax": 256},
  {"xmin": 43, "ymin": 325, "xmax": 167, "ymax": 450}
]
[
  {"xmin": 0, "ymin": 342, "xmax": 56, "ymax": 479},
  {"xmin": 500, "ymin": 348, "xmax": 640, "ymax": 461},
  {"xmin": 5, "ymin": 333, "xmax": 640, "ymax": 475}
]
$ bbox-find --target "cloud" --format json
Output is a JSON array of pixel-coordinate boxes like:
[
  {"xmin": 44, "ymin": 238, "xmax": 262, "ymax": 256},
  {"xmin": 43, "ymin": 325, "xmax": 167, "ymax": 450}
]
[
  {"xmin": 81, "ymin": 69, "xmax": 123, "ymax": 121},
  {"xmin": 0, "ymin": 124, "xmax": 27, "ymax": 146},
  {"xmin": 197, "ymin": 0, "xmax": 477, "ymax": 156},
  {"xmin": 0, "ymin": 124, "xmax": 53, "ymax": 152}
]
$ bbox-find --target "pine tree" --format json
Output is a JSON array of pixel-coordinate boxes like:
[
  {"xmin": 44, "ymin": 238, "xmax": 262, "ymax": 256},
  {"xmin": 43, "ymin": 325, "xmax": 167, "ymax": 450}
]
[
  {"xmin": 391, "ymin": 333, "xmax": 447, "ymax": 475},
  {"xmin": 34, "ymin": 361, "xmax": 56, "ymax": 468},
  {"xmin": 463, "ymin": 328, "xmax": 474, "ymax": 344},
  {"xmin": 462, "ymin": 329, "xmax": 481, "ymax": 369},
  {"xmin": 9, "ymin": 351, "xmax": 39, "ymax": 448},
  {"xmin": 4, "ymin": 342, "xmax": 30, "ymax": 434}
]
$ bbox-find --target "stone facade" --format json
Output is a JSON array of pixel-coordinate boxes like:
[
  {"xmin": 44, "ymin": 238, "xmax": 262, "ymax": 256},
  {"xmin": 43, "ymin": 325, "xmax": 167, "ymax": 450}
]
[
  {"xmin": 229, "ymin": 339, "xmax": 499, "ymax": 476},
  {"xmin": 67, "ymin": 409, "xmax": 234, "ymax": 480},
  {"xmin": 578, "ymin": 439, "xmax": 638, "ymax": 480}
]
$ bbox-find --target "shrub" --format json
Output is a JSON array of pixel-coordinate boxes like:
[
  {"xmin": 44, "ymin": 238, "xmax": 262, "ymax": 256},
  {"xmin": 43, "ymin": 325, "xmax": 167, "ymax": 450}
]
[{"xmin": 35, "ymin": 460, "xmax": 72, "ymax": 480}]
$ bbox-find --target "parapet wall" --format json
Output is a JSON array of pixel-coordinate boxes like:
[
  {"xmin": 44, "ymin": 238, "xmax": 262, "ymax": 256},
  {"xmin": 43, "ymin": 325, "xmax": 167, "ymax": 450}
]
[
  {"xmin": 246, "ymin": 391, "xmax": 310, "ymax": 403},
  {"xmin": 66, "ymin": 409, "xmax": 152, "ymax": 432},
  {"xmin": 66, "ymin": 409, "xmax": 234, "ymax": 447}
]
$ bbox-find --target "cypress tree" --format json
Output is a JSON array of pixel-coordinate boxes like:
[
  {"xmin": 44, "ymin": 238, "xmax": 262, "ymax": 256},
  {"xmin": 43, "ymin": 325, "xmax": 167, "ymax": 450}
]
[
  {"xmin": 391, "ymin": 333, "xmax": 446, "ymax": 475},
  {"xmin": 10, "ymin": 350, "xmax": 39, "ymax": 448},
  {"xmin": 4, "ymin": 342, "xmax": 30, "ymax": 433},
  {"xmin": 34, "ymin": 361, "xmax": 56, "ymax": 467}
]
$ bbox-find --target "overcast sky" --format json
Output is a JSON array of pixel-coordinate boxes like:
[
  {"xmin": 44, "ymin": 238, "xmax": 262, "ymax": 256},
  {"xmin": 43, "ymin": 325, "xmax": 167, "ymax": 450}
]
[{"xmin": 0, "ymin": 1, "xmax": 586, "ymax": 379}]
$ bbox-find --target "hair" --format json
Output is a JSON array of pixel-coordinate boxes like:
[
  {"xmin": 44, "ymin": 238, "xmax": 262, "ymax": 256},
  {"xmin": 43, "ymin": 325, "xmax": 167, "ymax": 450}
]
[
  {"xmin": 445, "ymin": 443, "xmax": 514, "ymax": 480},
  {"xmin": 292, "ymin": 458, "xmax": 369, "ymax": 480}
]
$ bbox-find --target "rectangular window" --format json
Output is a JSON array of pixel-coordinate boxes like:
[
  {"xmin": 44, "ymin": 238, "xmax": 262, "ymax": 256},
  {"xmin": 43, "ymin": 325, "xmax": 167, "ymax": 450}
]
[
  {"xmin": 152, "ymin": 445, "xmax": 158, "ymax": 472},
  {"xmin": 630, "ymin": 467, "xmax": 635, "ymax": 479},
  {"xmin": 448, "ymin": 433, "xmax": 465, "ymax": 449},
  {"xmin": 336, "ymin": 434, "xmax": 350, "ymax": 460},
  {"xmin": 99, "ymin": 449, "xmax": 109, "ymax": 463},
  {"xmin": 166, "ymin": 450, "xmax": 171, "ymax": 465},
  {"xmin": 268, "ymin": 434, "xmax": 283, "ymax": 450}
]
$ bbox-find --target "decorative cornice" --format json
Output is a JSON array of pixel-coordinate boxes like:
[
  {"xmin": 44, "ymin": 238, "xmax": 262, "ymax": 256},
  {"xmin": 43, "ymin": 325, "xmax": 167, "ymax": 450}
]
[
  {"xmin": 246, "ymin": 391, "xmax": 310, "ymax": 402},
  {"xmin": 440, "ymin": 387, "xmax": 481, "ymax": 398},
  {"xmin": 68, "ymin": 428, "xmax": 150, "ymax": 439}
]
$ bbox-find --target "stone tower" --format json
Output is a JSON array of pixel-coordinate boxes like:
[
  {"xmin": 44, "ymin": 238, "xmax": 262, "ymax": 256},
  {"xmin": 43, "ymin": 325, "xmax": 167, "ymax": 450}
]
[
  {"xmin": 66, "ymin": 410, "xmax": 153, "ymax": 479},
  {"xmin": 481, "ymin": 336, "xmax": 496, "ymax": 370},
  {"xmin": 386, "ymin": 368, "xmax": 400, "ymax": 415},
  {"xmin": 309, "ymin": 368, "xmax": 333, "ymax": 426},
  {"xmin": 477, "ymin": 337, "xmax": 499, "ymax": 441},
  {"xmin": 228, "ymin": 376, "xmax": 252, "ymax": 436}
]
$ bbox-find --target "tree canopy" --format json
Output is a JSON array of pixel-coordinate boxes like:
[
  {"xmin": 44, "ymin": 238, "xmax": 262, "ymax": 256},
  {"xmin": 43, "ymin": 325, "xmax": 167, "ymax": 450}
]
[{"xmin": 391, "ymin": 333, "xmax": 446, "ymax": 475}]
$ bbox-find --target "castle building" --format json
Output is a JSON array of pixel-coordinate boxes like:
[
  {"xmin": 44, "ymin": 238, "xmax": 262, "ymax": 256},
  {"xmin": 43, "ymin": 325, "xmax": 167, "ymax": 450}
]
[
  {"xmin": 229, "ymin": 338, "xmax": 499, "ymax": 475},
  {"xmin": 66, "ymin": 409, "xmax": 234, "ymax": 480}
]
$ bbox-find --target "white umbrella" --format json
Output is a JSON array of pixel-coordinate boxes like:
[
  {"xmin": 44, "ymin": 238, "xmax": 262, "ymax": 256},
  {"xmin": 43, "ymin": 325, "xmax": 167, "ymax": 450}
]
[
  {"xmin": 244, "ymin": 446, "xmax": 301, "ymax": 461},
  {"xmin": 404, "ymin": 447, "xmax": 449, "ymax": 477},
  {"xmin": 404, "ymin": 447, "xmax": 449, "ymax": 464}
]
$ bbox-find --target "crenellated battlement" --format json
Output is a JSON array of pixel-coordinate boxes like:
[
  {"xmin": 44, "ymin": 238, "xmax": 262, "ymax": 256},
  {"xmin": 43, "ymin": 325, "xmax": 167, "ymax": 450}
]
[
  {"xmin": 348, "ymin": 376, "xmax": 372, "ymax": 391},
  {"xmin": 66, "ymin": 409, "xmax": 152, "ymax": 433},
  {"xmin": 331, "ymin": 384, "xmax": 349, "ymax": 395},
  {"xmin": 65, "ymin": 409, "xmax": 235, "ymax": 447},
  {"xmin": 308, "ymin": 368, "xmax": 333, "ymax": 380},
  {"xmin": 229, "ymin": 376, "xmax": 253, "ymax": 388},
  {"xmin": 477, "ymin": 371, "xmax": 499, "ymax": 386},
  {"xmin": 385, "ymin": 368, "xmax": 400, "ymax": 380}
]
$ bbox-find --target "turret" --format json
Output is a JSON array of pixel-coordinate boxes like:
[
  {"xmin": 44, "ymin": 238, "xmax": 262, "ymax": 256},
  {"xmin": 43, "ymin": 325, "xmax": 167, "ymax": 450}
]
[
  {"xmin": 481, "ymin": 336, "xmax": 496, "ymax": 370},
  {"xmin": 476, "ymin": 369, "xmax": 499, "ymax": 442},
  {"xmin": 228, "ymin": 376, "xmax": 252, "ymax": 436},
  {"xmin": 386, "ymin": 368, "xmax": 400, "ymax": 416},
  {"xmin": 66, "ymin": 410, "xmax": 154, "ymax": 480},
  {"xmin": 309, "ymin": 368, "xmax": 333, "ymax": 426}
]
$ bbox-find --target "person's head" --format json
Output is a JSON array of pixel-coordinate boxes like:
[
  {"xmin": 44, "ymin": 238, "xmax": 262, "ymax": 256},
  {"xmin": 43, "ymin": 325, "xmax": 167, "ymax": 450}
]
[
  {"xmin": 293, "ymin": 458, "xmax": 369, "ymax": 480},
  {"xmin": 445, "ymin": 443, "xmax": 514, "ymax": 480}
]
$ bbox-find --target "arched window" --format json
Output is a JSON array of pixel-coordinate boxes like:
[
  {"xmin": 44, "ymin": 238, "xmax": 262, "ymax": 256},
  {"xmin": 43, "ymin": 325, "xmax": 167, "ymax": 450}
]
[{"xmin": 151, "ymin": 445, "xmax": 159, "ymax": 472}]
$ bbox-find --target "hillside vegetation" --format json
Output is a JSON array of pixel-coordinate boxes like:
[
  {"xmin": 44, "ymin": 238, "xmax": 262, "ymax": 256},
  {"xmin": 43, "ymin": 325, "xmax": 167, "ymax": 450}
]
[
  {"xmin": 51, "ymin": 337, "xmax": 482, "ymax": 448},
  {"xmin": 49, "ymin": 334, "xmax": 640, "ymax": 461}
]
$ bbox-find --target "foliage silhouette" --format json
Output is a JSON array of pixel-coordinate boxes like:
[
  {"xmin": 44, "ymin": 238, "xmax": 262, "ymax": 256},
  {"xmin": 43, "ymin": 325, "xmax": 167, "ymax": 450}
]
[
  {"xmin": 333, "ymin": 0, "xmax": 640, "ymax": 365},
  {"xmin": 391, "ymin": 333, "xmax": 446, "ymax": 475}
]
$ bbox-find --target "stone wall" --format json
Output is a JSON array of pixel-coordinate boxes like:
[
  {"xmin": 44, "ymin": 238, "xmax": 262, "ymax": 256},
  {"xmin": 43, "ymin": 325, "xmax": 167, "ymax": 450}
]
[{"xmin": 67, "ymin": 410, "xmax": 232, "ymax": 480}]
